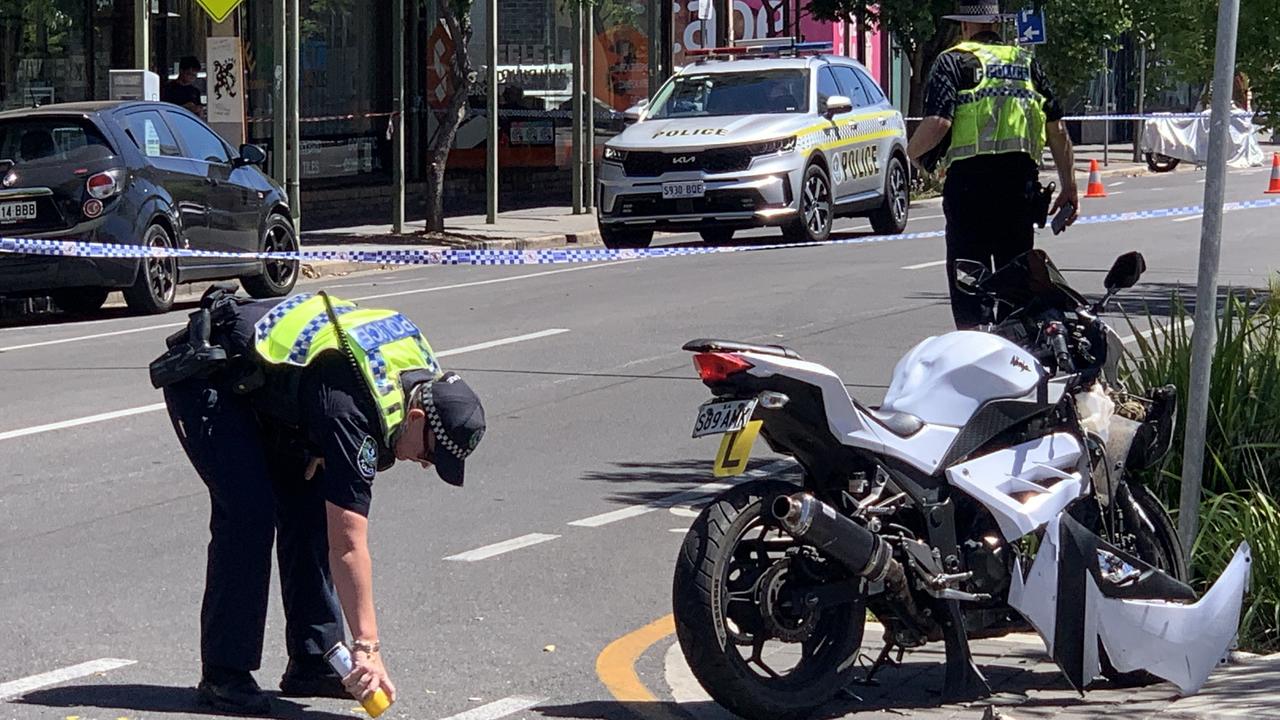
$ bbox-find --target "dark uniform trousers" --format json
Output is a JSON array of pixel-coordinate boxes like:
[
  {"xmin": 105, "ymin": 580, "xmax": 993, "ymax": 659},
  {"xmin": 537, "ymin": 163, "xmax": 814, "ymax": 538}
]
[
  {"xmin": 942, "ymin": 159, "xmax": 1038, "ymax": 328},
  {"xmin": 164, "ymin": 377, "xmax": 343, "ymax": 673}
]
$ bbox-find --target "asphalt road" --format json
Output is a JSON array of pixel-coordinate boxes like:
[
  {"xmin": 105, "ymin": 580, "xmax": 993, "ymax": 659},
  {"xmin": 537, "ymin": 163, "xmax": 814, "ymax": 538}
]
[{"xmin": 1, "ymin": 161, "xmax": 1277, "ymax": 720}]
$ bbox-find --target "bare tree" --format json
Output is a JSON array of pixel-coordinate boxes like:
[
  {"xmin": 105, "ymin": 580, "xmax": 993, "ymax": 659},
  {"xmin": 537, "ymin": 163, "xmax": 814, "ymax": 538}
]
[{"xmin": 425, "ymin": 0, "xmax": 475, "ymax": 232}]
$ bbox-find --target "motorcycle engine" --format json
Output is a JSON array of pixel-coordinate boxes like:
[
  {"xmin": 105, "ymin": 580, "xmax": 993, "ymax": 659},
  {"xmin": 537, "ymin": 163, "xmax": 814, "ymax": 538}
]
[{"xmin": 962, "ymin": 532, "xmax": 1011, "ymax": 601}]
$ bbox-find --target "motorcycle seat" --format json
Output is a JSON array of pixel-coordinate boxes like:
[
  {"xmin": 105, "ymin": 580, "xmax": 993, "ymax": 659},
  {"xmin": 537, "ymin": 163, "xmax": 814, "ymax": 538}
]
[
  {"xmin": 867, "ymin": 407, "xmax": 925, "ymax": 437},
  {"xmin": 682, "ymin": 338, "xmax": 803, "ymax": 360}
]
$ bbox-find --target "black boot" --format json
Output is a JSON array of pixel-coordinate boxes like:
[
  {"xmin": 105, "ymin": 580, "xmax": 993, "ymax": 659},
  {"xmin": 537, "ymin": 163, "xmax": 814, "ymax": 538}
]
[
  {"xmin": 279, "ymin": 658, "xmax": 348, "ymax": 699},
  {"xmin": 197, "ymin": 666, "xmax": 272, "ymax": 716}
]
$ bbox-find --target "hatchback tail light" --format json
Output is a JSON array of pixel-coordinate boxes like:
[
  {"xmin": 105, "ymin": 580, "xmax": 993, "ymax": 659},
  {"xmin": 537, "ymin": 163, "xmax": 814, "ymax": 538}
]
[
  {"xmin": 86, "ymin": 168, "xmax": 125, "ymax": 199},
  {"xmin": 693, "ymin": 352, "xmax": 754, "ymax": 383}
]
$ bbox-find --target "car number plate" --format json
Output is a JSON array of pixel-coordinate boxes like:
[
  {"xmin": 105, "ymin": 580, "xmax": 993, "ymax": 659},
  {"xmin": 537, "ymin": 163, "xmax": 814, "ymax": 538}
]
[
  {"xmin": 692, "ymin": 398, "xmax": 758, "ymax": 438},
  {"xmin": 662, "ymin": 180, "xmax": 705, "ymax": 200},
  {"xmin": 0, "ymin": 200, "xmax": 37, "ymax": 224}
]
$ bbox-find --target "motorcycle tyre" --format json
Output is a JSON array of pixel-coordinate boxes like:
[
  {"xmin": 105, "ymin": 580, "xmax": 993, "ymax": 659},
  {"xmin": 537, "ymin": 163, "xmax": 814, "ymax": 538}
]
[
  {"xmin": 1145, "ymin": 153, "xmax": 1181, "ymax": 173},
  {"xmin": 673, "ymin": 479, "xmax": 867, "ymax": 720}
]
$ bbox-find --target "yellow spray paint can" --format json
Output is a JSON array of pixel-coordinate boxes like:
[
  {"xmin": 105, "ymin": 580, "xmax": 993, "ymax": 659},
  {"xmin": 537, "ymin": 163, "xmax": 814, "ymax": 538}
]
[{"xmin": 324, "ymin": 642, "xmax": 393, "ymax": 717}]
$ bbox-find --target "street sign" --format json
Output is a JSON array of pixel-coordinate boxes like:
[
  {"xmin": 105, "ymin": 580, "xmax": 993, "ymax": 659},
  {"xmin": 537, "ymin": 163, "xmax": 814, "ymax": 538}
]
[
  {"xmin": 1016, "ymin": 8, "xmax": 1047, "ymax": 45},
  {"xmin": 195, "ymin": 0, "xmax": 245, "ymax": 23}
]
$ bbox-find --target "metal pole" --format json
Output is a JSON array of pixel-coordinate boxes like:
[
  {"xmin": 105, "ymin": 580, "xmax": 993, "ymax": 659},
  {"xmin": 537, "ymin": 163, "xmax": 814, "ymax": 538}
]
[
  {"xmin": 1133, "ymin": 44, "xmax": 1146, "ymax": 163},
  {"xmin": 288, "ymin": 0, "xmax": 301, "ymax": 227},
  {"xmin": 134, "ymin": 0, "xmax": 148, "ymax": 70},
  {"xmin": 392, "ymin": 0, "xmax": 406, "ymax": 232},
  {"xmin": 408, "ymin": 0, "xmax": 421, "ymax": 182},
  {"xmin": 571, "ymin": 1, "xmax": 583, "ymax": 214},
  {"xmin": 1178, "ymin": 0, "xmax": 1241, "ymax": 554},
  {"xmin": 1102, "ymin": 48, "xmax": 1109, "ymax": 166},
  {"xmin": 272, "ymin": 0, "xmax": 288, "ymax": 186},
  {"xmin": 485, "ymin": 0, "xmax": 498, "ymax": 223},
  {"xmin": 583, "ymin": 3, "xmax": 594, "ymax": 211}
]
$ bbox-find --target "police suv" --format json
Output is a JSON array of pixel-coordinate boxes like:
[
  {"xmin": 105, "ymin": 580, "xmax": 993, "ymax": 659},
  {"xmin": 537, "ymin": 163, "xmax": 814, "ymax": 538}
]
[{"xmin": 597, "ymin": 41, "xmax": 909, "ymax": 248}]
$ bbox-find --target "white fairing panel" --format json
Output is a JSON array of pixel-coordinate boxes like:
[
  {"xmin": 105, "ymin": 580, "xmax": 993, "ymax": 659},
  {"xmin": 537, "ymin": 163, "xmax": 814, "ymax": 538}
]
[
  {"xmin": 1009, "ymin": 516, "xmax": 1252, "ymax": 695},
  {"xmin": 1094, "ymin": 543, "xmax": 1252, "ymax": 694},
  {"xmin": 739, "ymin": 353, "xmax": 959, "ymax": 474},
  {"xmin": 881, "ymin": 331, "xmax": 1042, "ymax": 427},
  {"xmin": 947, "ymin": 434, "xmax": 1087, "ymax": 541}
]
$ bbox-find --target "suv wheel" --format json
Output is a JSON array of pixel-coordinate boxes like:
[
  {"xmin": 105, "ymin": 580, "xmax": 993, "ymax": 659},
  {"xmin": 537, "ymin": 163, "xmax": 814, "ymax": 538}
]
[
  {"xmin": 242, "ymin": 213, "xmax": 299, "ymax": 298},
  {"xmin": 51, "ymin": 288, "xmax": 110, "ymax": 315},
  {"xmin": 868, "ymin": 155, "xmax": 910, "ymax": 235},
  {"xmin": 600, "ymin": 225, "xmax": 653, "ymax": 249},
  {"xmin": 782, "ymin": 164, "xmax": 833, "ymax": 243},
  {"xmin": 123, "ymin": 223, "xmax": 178, "ymax": 314}
]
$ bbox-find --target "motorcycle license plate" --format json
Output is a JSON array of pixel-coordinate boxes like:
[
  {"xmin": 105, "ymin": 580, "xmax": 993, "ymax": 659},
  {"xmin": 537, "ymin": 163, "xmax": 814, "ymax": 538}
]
[
  {"xmin": 662, "ymin": 180, "xmax": 704, "ymax": 199},
  {"xmin": 692, "ymin": 398, "xmax": 757, "ymax": 438}
]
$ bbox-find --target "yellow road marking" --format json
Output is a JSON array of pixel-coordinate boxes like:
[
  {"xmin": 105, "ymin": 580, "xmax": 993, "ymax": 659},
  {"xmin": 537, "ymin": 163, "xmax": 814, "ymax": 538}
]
[{"xmin": 596, "ymin": 614, "xmax": 684, "ymax": 720}]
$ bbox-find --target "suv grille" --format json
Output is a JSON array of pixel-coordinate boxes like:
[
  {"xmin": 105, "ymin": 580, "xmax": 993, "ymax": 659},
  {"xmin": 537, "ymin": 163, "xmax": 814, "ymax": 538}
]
[
  {"xmin": 622, "ymin": 147, "xmax": 754, "ymax": 177},
  {"xmin": 611, "ymin": 189, "xmax": 764, "ymax": 218}
]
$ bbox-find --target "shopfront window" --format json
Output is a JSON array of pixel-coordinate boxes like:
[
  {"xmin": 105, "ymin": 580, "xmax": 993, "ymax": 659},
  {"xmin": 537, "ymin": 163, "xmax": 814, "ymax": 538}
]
[
  {"xmin": 242, "ymin": 0, "xmax": 392, "ymax": 184},
  {"xmin": 0, "ymin": 0, "xmax": 92, "ymax": 109}
]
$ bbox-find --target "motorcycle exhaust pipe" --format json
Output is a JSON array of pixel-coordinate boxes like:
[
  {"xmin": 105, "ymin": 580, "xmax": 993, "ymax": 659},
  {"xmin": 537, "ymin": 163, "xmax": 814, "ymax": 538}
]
[{"xmin": 772, "ymin": 493, "xmax": 923, "ymax": 623}]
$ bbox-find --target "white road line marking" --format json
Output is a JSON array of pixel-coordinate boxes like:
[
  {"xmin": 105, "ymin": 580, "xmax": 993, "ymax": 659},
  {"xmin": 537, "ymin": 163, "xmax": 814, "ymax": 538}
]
[
  {"xmin": 912, "ymin": 212, "xmax": 946, "ymax": 220},
  {"xmin": 0, "ymin": 329, "xmax": 571, "ymax": 442},
  {"xmin": 568, "ymin": 459, "xmax": 796, "ymax": 528},
  {"xmin": 0, "ymin": 404, "xmax": 166, "ymax": 441},
  {"xmin": 352, "ymin": 260, "xmax": 635, "ymax": 302},
  {"xmin": 0, "ymin": 658, "xmax": 136, "ymax": 701},
  {"xmin": 1109, "ymin": 181, "xmax": 1126, "ymax": 187},
  {"xmin": 437, "ymin": 329, "xmax": 569, "ymax": 355},
  {"xmin": 0, "ymin": 262, "xmax": 626, "ymax": 354},
  {"xmin": 901, "ymin": 259, "xmax": 946, "ymax": 270},
  {"xmin": 0, "ymin": 322, "xmax": 186, "ymax": 353},
  {"xmin": 444, "ymin": 534, "xmax": 560, "ymax": 562},
  {"xmin": 436, "ymin": 695, "xmax": 545, "ymax": 720},
  {"xmin": 1172, "ymin": 213, "xmax": 1203, "ymax": 223},
  {"xmin": 1108, "ymin": 190, "xmax": 1126, "ymax": 195}
]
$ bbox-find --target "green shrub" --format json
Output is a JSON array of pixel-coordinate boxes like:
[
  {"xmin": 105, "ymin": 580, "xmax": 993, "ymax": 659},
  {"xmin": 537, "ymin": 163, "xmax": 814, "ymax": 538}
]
[{"xmin": 1121, "ymin": 281, "xmax": 1280, "ymax": 651}]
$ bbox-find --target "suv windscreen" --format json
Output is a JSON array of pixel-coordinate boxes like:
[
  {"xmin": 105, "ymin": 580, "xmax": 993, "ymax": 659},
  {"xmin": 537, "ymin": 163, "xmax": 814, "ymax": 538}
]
[
  {"xmin": 0, "ymin": 118, "xmax": 114, "ymax": 165},
  {"xmin": 648, "ymin": 70, "xmax": 809, "ymax": 119}
]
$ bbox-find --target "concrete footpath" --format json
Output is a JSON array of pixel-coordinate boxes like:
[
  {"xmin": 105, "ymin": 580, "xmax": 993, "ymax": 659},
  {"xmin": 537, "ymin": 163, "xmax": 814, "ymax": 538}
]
[{"xmin": 660, "ymin": 630, "xmax": 1280, "ymax": 719}]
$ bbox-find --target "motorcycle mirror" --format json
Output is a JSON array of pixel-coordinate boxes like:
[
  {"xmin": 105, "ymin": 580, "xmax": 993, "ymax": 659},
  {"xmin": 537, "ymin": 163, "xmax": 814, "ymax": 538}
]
[
  {"xmin": 1104, "ymin": 252, "xmax": 1147, "ymax": 291},
  {"xmin": 953, "ymin": 259, "xmax": 991, "ymax": 295}
]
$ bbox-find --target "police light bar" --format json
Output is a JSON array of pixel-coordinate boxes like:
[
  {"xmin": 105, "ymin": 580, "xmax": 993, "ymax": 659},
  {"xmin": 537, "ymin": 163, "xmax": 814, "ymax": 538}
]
[{"xmin": 686, "ymin": 46, "xmax": 750, "ymax": 57}]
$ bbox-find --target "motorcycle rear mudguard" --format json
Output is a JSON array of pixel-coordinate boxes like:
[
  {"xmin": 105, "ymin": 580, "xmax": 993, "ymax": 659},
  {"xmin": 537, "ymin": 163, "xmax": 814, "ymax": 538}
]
[{"xmin": 1008, "ymin": 514, "xmax": 1251, "ymax": 694}]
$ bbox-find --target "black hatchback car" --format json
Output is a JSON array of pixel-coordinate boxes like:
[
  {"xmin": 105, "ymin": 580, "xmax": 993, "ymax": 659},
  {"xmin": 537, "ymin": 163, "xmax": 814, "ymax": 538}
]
[{"xmin": 0, "ymin": 101, "xmax": 298, "ymax": 314}]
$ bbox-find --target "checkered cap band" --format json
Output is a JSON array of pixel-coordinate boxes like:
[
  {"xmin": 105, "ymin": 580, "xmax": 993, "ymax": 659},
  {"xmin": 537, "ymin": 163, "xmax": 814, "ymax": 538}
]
[{"xmin": 419, "ymin": 381, "xmax": 472, "ymax": 460}]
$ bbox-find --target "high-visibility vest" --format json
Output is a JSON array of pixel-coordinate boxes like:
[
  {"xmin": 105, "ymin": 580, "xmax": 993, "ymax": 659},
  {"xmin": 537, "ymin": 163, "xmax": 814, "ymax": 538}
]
[
  {"xmin": 944, "ymin": 41, "xmax": 1046, "ymax": 167},
  {"xmin": 253, "ymin": 293, "xmax": 440, "ymax": 444}
]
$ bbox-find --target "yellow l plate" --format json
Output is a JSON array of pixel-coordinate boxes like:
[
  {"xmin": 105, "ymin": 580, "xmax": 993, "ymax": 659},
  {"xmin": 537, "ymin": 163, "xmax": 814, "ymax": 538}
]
[
  {"xmin": 195, "ymin": 0, "xmax": 245, "ymax": 23},
  {"xmin": 713, "ymin": 420, "xmax": 762, "ymax": 477}
]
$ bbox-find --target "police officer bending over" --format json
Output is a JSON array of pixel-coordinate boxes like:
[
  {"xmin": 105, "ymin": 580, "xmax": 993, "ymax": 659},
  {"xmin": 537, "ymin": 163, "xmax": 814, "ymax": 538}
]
[
  {"xmin": 152, "ymin": 287, "xmax": 486, "ymax": 715},
  {"xmin": 907, "ymin": 1, "xmax": 1079, "ymax": 329}
]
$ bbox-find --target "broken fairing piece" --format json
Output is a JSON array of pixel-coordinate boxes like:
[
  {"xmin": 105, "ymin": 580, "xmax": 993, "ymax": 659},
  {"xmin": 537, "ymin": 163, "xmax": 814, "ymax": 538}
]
[{"xmin": 1009, "ymin": 515, "xmax": 1251, "ymax": 694}]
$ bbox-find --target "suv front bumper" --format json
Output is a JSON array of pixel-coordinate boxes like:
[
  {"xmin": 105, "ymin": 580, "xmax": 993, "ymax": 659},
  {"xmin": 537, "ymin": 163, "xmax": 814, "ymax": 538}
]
[{"xmin": 596, "ymin": 156, "xmax": 801, "ymax": 232}]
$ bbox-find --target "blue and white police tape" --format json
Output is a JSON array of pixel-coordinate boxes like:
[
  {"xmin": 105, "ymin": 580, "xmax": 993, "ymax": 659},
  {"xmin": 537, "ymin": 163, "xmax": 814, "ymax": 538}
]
[{"xmin": 2, "ymin": 198, "xmax": 1279, "ymax": 268}]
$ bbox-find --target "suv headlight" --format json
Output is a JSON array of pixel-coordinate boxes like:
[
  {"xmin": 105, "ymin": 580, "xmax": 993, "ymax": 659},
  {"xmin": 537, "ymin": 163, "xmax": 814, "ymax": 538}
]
[
  {"xmin": 603, "ymin": 146, "xmax": 628, "ymax": 163},
  {"xmin": 746, "ymin": 137, "xmax": 796, "ymax": 156}
]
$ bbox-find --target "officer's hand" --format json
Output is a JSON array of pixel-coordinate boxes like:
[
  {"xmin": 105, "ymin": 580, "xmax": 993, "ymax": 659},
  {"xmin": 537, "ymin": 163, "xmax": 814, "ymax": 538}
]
[
  {"xmin": 344, "ymin": 649, "xmax": 397, "ymax": 704},
  {"xmin": 1051, "ymin": 183, "xmax": 1080, "ymax": 227},
  {"xmin": 304, "ymin": 456, "xmax": 325, "ymax": 480}
]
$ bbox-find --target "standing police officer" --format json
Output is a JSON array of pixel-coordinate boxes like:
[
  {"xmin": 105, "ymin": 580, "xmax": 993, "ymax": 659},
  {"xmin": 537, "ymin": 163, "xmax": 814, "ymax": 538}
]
[
  {"xmin": 907, "ymin": 1, "xmax": 1079, "ymax": 329},
  {"xmin": 152, "ymin": 287, "xmax": 485, "ymax": 715}
]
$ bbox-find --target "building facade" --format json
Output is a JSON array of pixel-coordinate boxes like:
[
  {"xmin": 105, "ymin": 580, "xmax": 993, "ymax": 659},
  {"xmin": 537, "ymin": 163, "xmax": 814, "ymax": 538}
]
[{"xmin": 0, "ymin": 0, "xmax": 892, "ymax": 228}]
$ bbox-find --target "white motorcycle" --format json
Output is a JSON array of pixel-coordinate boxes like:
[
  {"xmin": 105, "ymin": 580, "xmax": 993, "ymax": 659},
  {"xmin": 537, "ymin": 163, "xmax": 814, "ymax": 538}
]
[{"xmin": 673, "ymin": 250, "xmax": 1251, "ymax": 720}]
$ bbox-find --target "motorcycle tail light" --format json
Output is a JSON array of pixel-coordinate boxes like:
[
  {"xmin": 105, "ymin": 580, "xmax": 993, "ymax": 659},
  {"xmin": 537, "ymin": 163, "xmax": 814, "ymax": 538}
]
[
  {"xmin": 693, "ymin": 352, "xmax": 754, "ymax": 382},
  {"xmin": 86, "ymin": 168, "xmax": 125, "ymax": 199}
]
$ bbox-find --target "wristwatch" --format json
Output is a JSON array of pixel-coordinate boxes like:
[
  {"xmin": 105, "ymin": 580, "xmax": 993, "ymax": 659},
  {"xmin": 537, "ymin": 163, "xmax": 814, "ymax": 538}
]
[{"xmin": 352, "ymin": 639, "xmax": 381, "ymax": 655}]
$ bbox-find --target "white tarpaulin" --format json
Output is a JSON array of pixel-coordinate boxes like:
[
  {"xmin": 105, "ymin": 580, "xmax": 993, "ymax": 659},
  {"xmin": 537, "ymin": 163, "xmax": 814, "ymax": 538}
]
[{"xmin": 1141, "ymin": 109, "xmax": 1266, "ymax": 168}]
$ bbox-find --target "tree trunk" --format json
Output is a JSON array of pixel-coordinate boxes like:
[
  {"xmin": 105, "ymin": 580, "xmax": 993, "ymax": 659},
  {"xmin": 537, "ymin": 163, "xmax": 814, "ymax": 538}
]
[{"xmin": 424, "ymin": 0, "xmax": 473, "ymax": 233}]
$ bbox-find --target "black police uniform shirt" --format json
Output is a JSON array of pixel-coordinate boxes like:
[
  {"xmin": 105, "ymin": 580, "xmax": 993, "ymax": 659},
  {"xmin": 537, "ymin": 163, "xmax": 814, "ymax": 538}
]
[
  {"xmin": 919, "ymin": 31, "xmax": 1065, "ymax": 178},
  {"xmin": 162, "ymin": 80, "xmax": 202, "ymax": 109}
]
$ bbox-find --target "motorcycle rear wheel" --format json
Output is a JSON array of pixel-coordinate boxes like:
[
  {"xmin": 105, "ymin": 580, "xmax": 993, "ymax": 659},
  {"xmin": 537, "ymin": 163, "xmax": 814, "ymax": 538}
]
[{"xmin": 672, "ymin": 479, "xmax": 867, "ymax": 720}]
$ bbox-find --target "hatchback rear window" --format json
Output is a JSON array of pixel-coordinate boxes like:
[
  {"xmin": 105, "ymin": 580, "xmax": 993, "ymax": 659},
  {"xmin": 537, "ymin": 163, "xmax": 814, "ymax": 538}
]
[{"xmin": 0, "ymin": 119, "xmax": 114, "ymax": 165}]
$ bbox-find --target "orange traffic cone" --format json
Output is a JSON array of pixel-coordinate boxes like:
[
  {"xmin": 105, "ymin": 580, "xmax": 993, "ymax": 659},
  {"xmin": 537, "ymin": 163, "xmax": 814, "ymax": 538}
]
[
  {"xmin": 1266, "ymin": 153, "xmax": 1280, "ymax": 194},
  {"xmin": 1084, "ymin": 159, "xmax": 1107, "ymax": 198}
]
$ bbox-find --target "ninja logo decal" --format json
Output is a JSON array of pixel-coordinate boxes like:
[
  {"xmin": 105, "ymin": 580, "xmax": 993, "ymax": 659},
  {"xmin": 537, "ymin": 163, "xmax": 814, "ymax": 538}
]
[
  {"xmin": 832, "ymin": 145, "xmax": 880, "ymax": 184},
  {"xmin": 357, "ymin": 436, "xmax": 378, "ymax": 479}
]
